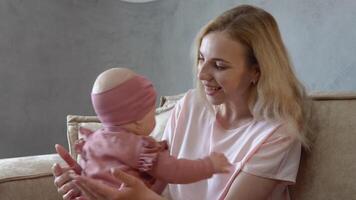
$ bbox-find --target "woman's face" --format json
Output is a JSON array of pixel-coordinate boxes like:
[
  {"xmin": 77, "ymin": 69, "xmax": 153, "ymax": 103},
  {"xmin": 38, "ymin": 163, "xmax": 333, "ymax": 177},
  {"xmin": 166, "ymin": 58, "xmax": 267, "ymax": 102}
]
[{"xmin": 197, "ymin": 31, "xmax": 259, "ymax": 106}]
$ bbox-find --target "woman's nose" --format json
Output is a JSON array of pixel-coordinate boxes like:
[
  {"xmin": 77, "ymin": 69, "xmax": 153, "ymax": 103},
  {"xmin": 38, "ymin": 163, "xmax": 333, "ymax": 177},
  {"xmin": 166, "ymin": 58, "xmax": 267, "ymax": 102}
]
[{"xmin": 197, "ymin": 63, "xmax": 211, "ymax": 81}]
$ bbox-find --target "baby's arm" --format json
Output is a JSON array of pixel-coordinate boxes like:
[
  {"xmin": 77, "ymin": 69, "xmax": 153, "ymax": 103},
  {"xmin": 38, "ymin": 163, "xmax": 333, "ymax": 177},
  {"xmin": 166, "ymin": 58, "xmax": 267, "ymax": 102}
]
[{"xmin": 143, "ymin": 150, "xmax": 231, "ymax": 184}]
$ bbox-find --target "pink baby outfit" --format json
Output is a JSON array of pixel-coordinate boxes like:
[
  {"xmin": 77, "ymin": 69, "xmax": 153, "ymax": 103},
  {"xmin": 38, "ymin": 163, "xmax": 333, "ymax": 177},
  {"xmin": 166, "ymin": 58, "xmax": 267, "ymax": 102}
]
[
  {"xmin": 76, "ymin": 75, "xmax": 216, "ymax": 193},
  {"xmin": 78, "ymin": 127, "xmax": 215, "ymax": 191},
  {"xmin": 162, "ymin": 90, "xmax": 302, "ymax": 200}
]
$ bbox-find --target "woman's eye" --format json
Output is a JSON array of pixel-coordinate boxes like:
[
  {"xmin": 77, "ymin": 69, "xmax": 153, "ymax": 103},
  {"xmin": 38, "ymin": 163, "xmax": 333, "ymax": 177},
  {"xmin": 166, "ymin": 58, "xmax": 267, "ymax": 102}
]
[{"xmin": 215, "ymin": 63, "xmax": 225, "ymax": 70}]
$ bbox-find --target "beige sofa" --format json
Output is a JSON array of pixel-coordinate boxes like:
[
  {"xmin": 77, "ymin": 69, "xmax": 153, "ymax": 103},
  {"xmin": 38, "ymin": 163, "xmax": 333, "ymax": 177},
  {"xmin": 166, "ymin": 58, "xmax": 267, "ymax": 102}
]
[{"xmin": 1, "ymin": 92, "xmax": 355, "ymax": 200}]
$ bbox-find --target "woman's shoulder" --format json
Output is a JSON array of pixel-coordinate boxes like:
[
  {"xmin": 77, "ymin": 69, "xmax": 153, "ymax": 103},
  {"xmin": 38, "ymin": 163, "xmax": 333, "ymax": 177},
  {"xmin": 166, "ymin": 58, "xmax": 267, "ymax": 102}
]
[{"xmin": 253, "ymin": 119, "xmax": 300, "ymax": 143}]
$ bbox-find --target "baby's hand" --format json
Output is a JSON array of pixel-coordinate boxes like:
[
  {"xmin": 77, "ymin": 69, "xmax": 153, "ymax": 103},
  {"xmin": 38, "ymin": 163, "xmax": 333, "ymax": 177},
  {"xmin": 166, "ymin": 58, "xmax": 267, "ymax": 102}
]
[
  {"xmin": 74, "ymin": 138, "xmax": 86, "ymax": 154},
  {"xmin": 209, "ymin": 152, "xmax": 232, "ymax": 173}
]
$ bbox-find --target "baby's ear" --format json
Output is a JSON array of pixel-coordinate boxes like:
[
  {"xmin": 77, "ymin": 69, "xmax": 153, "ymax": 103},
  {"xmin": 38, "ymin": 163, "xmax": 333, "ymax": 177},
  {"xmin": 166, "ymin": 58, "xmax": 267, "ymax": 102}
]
[
  {"xmin": 79, "ymin": 127, "xmax": 94, "ymax": 138},
  {"xmin": 132, "ymin": 120, "xmax": 144, "ymax": 132}
]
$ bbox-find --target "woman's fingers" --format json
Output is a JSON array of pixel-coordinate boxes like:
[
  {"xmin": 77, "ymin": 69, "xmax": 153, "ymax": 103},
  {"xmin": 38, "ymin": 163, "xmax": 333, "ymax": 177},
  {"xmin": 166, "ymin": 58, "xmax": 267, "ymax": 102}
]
[
  {"xmin": 54, "ymin": 168, "xmax": 77, "ymax": 188},
  {"xmin": 74, "ymin": 176, "xmax": 119, "ymax": 199},
  {"xmin": 62, "ymin": 189, "xmax": 76, "ymax": 200},
  {"xmin": 74, "ymin": 171, "xmax": 161, "ymax": 200},
  {"xmin": 73, "ymin": 177, "xmax": 117, "ymax": 200},
  {"xmin": 111, "ymin": 168, "xmax": 140, "ymax": 188},
  {"xmin": 74, "ymin": 197, "xmax": 88, "ymax": 200},
  {"xmin": 52, "ymin": 162, "xmax": 82, "ymax": 199},
  {"xmin": 58, "ymin": 181, "xmax": 79, "ymax": 196},
  {"xmin": 52, "ymin": 163, "xmax": 63, "ymax": 176},
  {"xmin": 74, "ymin": 180, "xmax": 99, "ymax": 200},
  {"xmin": 52, "ymin": 163, "xmax": 64, "ymax": 188},
  {"xmin": 55, "ymin": 144, "xmax": 82, "ymax": 174}
]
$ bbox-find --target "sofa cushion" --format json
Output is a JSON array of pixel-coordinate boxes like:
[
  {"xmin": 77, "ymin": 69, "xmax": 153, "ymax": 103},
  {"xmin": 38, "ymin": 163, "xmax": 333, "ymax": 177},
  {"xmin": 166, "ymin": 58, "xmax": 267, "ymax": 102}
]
[{"xmin": 0, "ymin": 154, "xmax": 64, "ymax": 200}]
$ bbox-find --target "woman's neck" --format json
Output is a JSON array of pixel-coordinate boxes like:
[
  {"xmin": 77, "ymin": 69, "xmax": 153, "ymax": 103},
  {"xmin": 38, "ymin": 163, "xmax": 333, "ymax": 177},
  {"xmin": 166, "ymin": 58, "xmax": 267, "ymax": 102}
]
[{"xmin": 216, "ymin": 100, "xmax": 253, "ymax": 130}]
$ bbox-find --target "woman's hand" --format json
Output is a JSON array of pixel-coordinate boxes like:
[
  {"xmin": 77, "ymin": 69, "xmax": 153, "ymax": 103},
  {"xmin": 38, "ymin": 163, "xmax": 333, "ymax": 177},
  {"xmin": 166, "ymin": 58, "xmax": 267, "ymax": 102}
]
[
  {"xmin": 74, "ymin": 169, "xmax": 165, "ymax": 200},
  {"xmin": 52, "ymin": 144, "xmax": 83, "ymax": 200}
]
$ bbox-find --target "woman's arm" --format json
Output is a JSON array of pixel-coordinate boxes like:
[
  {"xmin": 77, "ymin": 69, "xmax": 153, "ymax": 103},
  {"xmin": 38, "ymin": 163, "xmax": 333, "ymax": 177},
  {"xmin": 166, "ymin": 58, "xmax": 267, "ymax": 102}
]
[{"xmin": 224, "ymin": 171, "xmax": 278, "ymax": 200}]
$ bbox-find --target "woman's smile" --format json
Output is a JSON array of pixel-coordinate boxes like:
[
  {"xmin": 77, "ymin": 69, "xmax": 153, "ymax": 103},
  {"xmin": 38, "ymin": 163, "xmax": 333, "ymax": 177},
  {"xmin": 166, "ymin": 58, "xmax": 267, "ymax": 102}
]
[{"xmin": 203, "ymin": 84, "xmax": 222, "ymax": 96}]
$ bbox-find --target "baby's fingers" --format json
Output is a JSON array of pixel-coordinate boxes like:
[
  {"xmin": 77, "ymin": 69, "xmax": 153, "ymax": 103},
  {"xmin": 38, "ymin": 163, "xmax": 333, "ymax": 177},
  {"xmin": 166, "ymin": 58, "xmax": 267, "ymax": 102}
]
[{"xmin": 221, "ymin": 165, "xmax": 232, "ymax": 173}]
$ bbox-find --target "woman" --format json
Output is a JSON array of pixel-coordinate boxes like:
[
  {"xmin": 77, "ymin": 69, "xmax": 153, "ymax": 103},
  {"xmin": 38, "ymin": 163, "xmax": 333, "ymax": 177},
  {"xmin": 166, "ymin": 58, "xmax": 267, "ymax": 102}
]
[{"xmin": 53, "ymin": 4, "xmax": 309, "ymax": 200}]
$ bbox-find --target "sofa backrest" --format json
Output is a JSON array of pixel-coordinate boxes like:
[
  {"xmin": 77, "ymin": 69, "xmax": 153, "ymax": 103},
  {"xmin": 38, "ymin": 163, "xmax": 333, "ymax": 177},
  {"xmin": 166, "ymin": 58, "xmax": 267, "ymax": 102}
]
[
  {"xmin": 289, "ymin": 92, "xmax": 356, "ymax": 200},
  {"xmin": 66, "ymin": 92, "xmax": 356, "ymax": 200}
]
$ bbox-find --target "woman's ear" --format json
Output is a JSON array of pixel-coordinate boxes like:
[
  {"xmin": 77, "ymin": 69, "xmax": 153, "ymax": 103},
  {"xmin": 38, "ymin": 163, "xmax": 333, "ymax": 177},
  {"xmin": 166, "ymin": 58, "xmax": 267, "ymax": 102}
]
[{"xmin": 250, "ymin": 64, "xmax": 260, "ymax": 84}]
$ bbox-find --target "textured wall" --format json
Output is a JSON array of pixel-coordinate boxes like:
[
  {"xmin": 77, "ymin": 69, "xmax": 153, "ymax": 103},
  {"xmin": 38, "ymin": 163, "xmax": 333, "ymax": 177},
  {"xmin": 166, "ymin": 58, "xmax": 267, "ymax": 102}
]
[{"xmin": 0, "ymin": 0, "xmax": 355, "ymax": 158}]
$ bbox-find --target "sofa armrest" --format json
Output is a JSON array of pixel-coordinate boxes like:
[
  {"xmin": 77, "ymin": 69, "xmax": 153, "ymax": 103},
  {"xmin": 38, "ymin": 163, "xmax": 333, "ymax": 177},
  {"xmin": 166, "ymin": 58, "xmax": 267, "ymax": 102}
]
[{"xmin": 0, "ymin": 154, "xmax": 64, "ymax": 200}]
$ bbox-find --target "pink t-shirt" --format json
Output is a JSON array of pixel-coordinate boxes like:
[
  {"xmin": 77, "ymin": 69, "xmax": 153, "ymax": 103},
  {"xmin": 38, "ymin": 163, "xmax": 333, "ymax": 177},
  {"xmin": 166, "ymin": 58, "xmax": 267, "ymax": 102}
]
[{"xmin": 162, "ymin": 90, "xmax": 301, "ymax": 200}]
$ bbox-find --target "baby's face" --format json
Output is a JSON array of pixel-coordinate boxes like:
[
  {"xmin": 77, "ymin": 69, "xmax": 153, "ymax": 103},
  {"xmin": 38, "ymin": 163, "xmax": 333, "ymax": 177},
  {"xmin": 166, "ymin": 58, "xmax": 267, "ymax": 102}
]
[{"xmin": 139, "ymin": 107, "xmax": 156, "ymax": 136}]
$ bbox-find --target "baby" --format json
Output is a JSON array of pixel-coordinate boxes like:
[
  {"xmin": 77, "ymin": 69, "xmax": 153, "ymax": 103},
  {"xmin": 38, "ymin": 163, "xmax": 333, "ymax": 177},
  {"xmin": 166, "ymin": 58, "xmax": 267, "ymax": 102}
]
[{"xmin": 75, "ymin": 68, "xmax": 231, "ymax": 194}]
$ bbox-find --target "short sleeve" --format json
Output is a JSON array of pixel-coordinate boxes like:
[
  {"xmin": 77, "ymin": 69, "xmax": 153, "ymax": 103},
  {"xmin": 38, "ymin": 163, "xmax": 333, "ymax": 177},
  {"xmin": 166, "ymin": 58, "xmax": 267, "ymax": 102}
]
[
  {"xmin": 161, "ymin": 93, "xmax": 184, "ymax": 144},
  {"xmin": 242, "ymin": 124, "xmax": 302, "ymax": 184}
]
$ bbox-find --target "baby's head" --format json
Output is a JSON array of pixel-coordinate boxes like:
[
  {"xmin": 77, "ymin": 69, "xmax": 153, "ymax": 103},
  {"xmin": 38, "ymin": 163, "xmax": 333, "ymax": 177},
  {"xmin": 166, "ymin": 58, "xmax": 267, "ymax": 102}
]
[{"xmin": 91, "ymin": 68, "xmax": 157, "ymax": 136}]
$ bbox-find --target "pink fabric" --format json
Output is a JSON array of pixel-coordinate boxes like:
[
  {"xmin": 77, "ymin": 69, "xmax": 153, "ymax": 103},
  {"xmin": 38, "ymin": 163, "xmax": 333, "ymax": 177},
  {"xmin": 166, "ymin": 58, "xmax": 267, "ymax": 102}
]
[
  {"xmin": 162, "ymin": 90, "xmax": 301, "ymax": 200},
  {"xmin": 76, "ymin": 127, "xmax": 215, "ymax": 193},
  {"xmin": 91, "ymin": 75, "xmax": 157, "ymax": 127}
]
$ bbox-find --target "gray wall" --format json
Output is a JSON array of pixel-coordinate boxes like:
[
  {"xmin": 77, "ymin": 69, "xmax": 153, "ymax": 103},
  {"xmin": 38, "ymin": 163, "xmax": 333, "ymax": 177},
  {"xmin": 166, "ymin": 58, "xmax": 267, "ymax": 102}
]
[{"xmin": 1, "ymin": 0, "xmax": 355, "ymax": 158}]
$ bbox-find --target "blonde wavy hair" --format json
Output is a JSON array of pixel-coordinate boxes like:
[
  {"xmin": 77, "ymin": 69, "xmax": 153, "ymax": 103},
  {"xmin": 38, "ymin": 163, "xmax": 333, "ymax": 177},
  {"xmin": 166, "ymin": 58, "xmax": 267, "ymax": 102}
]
[{"xmin": 194, "ymin": 5, "xmax": 311, "ymax": 147}]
